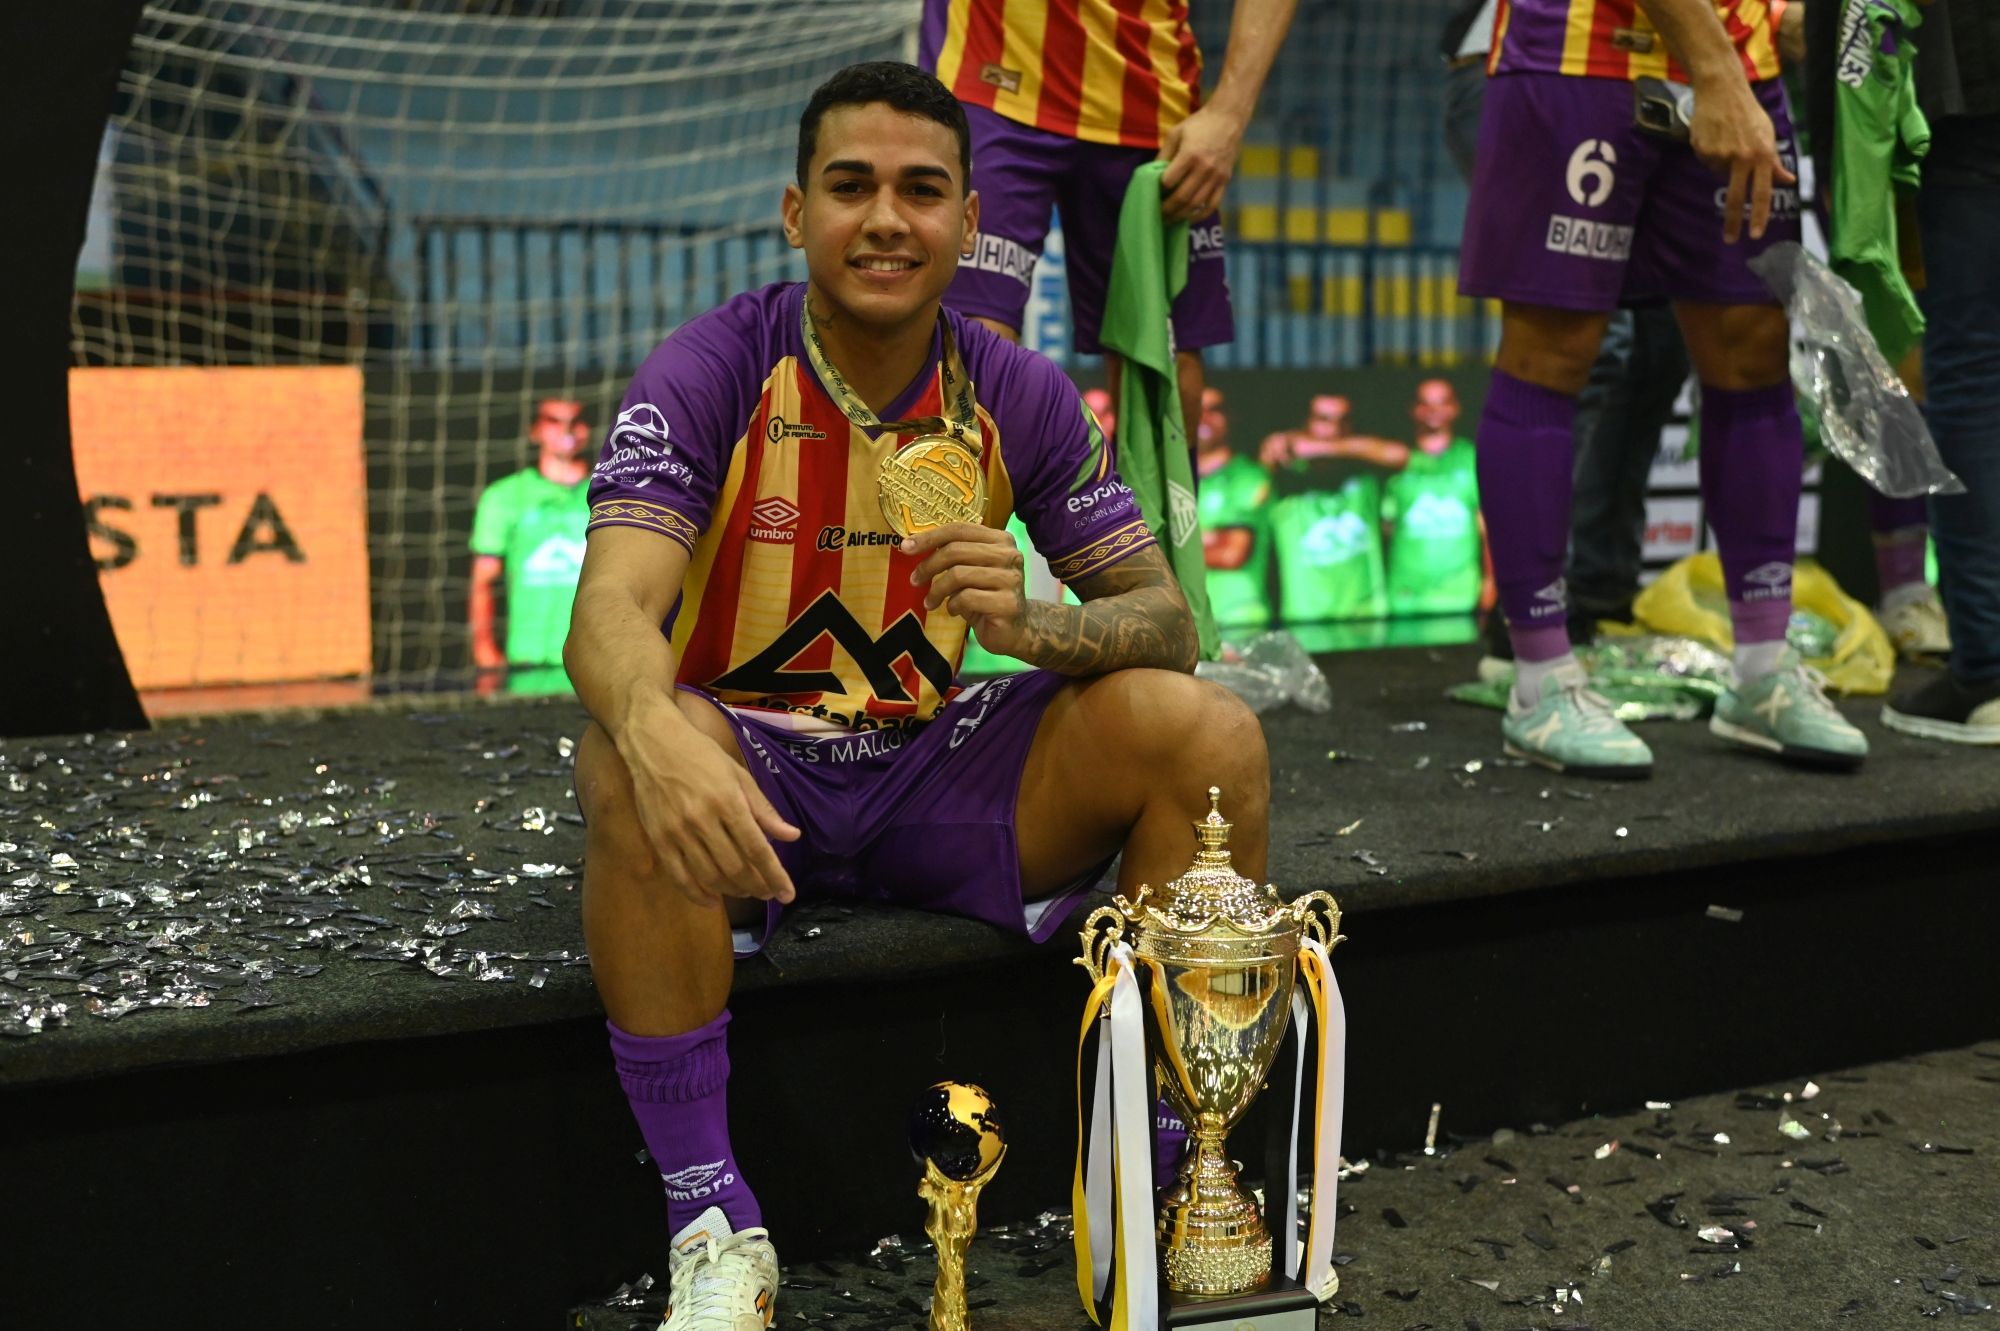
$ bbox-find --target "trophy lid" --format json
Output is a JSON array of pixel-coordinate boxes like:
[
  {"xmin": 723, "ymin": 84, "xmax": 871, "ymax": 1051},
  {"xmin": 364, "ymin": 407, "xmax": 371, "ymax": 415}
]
[{"xmin": 1148, "ymin": 788, "xmax": 1286, "ymax": 934}]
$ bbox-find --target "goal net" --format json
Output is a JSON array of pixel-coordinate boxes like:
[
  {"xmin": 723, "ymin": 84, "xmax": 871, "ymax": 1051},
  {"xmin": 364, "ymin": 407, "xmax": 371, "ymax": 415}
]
[{"xmin": 75, "ymin": 0, "xmax": 918, "ymax": 698}]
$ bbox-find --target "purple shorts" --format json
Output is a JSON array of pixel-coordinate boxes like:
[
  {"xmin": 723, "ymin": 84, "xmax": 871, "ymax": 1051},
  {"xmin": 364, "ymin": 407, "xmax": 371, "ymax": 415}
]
[
  {"xmin": 685, "ymin": 670, "xmax": 1109, "ymax": 956},
  {"xmin": 948, "ymin": 105, "xmax": 1235, "ymax": 354},
  {"xmin": 1458, "ymin": 73, "xmax": 1802, "ymax": 310}
]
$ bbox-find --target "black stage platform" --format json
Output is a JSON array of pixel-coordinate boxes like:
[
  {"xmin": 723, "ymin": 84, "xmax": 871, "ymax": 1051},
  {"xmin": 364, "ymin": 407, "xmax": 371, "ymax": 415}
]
[{"xmin": 3, "ymin": 647, "xmax": 1997, "ymax": 1329}]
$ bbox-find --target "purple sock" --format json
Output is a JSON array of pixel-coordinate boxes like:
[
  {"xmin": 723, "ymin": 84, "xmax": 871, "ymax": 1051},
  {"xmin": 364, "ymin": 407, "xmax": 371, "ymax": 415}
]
[
  {"xmin": 1867, "ymin": 491, "xmax": 1931, "ymax": 594},
  {"xmin": 1475, "ymin": 369, "xmax": 1578, "ymax": 650},
  {"xmin": 1154, "ymin": 1098, "xmax": 1188, "ymax": 1193},
  {"xmin": 1698, "ymin": 382, "xmax": 1803, "ymax": 646},
  {"xmin": 609, "ymin": 1012, "xmax": 761, "ymax": 1236}
]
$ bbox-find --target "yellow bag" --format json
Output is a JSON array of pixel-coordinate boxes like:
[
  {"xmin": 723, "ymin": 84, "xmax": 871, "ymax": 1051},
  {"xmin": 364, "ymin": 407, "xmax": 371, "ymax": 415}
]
[{"xmin": 1631, "ymin": 553, "xmax": 1895, "ymax": 695}]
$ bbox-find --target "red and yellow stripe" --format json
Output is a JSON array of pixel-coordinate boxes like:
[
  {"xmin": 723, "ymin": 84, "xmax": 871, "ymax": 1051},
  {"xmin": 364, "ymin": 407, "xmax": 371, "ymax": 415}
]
[
  {"xmin": 1491, "ymin": 0, "xmax": 1780, "ymax": 84},
  {"xmin": 934, "ymin": 0, "xmax": 1201, "ymax": 149}
]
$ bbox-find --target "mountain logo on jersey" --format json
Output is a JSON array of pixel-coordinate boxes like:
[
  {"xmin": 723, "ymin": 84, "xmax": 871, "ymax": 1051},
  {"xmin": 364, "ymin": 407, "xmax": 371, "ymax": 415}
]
[
  {"xmin": 711, "ymin": 591, "xmax": 954, "ymax": 705},
  {"xmin": 521, "ymin": 535, "xmax": 587, "ymax": 584},
  {"xmin": 1301, "ymin": 512, "xmax": 1373, "ymax": 563},
  {"xmin": 1400, "ymin": 491, "xmax": 1475, "ymax": 539}
]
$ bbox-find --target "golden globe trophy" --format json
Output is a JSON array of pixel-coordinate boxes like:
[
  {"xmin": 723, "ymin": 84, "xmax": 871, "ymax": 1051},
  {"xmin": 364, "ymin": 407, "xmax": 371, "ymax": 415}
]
[
  {"xmin": 1077, "ymin": 788, "xmax": 1344, "ymax": 1329},
  {"xmin": 908, "ymin": 1081, "xmax": 1007, "ymax": 1331}
]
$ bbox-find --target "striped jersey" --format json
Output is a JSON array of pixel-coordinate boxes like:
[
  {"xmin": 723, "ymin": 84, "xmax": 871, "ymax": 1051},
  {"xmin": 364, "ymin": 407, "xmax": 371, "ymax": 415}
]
[
  {"xmin": 586, "ymin": 283, "xmax": 1155, "ymax": 732},
  {"xmin": 920, "ymin": 0, "xmax": 1203, "ymax": 149},
  {"xmin": 1489, "ymin": 0, "xmax": 1782, "ymax": 83}
]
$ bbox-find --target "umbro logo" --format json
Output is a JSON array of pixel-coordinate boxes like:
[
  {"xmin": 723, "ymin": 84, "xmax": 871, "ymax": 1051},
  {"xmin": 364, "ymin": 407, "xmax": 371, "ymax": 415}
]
[
  {"xmin": 661, "ymin": 1162, "xmax": 726, "ymax": 1191},
  {"xmin": 750, "ymin": 497, "xmax": 800, "ymax": 544},
  {"xmin": 1742, "ymin": 561, "xmax": 1793, "ymax": 601}
]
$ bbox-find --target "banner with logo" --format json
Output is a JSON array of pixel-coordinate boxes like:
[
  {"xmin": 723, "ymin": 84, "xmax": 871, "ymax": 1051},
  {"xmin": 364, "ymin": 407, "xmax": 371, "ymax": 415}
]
[{"xmin": 70, "ymin": 366, "xmax": 370, "ymax": 691}]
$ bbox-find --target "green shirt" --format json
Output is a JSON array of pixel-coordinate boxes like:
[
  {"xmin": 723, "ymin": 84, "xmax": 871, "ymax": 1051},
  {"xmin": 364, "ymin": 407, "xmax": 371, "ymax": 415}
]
[
  {"xmin": 470, "ymin": 468, "xmax": 590, "ymax": 666},
  {"xmin": 1198, "ymin": 454, "xmax": 1275, "ymax": 630},
  {"xmin": 1270, "ymin": 475, "xmax": 1387, "ymax": 624},
  {"xmin": 1830, "ymin": 0, "xmax": 1930, "ymax": 364},
  {"xmin": 1383, "ymin": 439, "xmax": 1483, "ymax": 616}
]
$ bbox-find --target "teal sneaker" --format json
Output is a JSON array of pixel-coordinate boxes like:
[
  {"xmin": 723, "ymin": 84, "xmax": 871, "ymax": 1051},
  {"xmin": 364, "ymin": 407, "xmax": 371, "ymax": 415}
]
[
  {"xmin": 1502, "ymin": 662, "xmax": 1654, "ymax": 779},
  {"xmin": 1710, "ymin": 652, "xmax": 1869, "ymax": 768}
]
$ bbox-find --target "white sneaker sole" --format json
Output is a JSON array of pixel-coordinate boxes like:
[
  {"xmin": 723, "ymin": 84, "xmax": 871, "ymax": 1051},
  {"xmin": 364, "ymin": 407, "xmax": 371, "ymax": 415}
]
[
  {"xmin": 1709, "ymin": 714, "xmax": 1867, "ymax": 768},
  {"xmin": 1881, "ymin": 706, "xmax": 2000, "ymax": 746},
  {"xmin": 1501, "ymin": 739, "xmax": 1652, "ymax": 780}
]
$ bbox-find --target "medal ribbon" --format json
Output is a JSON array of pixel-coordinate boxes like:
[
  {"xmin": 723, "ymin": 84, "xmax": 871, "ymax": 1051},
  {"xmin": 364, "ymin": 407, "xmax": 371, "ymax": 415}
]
[
  {"xmin": 1072, "ymin": 940, "xmax": 1156, "ymax": 1330},
  {"xmin": 798, "ymin": 293, "xmax": 980, "ymax": 452}
]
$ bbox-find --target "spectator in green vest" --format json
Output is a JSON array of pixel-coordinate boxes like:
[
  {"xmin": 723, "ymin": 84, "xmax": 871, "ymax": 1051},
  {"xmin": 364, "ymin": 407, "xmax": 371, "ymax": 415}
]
[{"xmin": 469, "ymin": 396, "xmax": 592, "ymax": 694}]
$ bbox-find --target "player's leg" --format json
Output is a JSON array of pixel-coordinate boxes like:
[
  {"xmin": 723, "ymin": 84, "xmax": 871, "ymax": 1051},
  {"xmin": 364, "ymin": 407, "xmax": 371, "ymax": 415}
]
[
  {"xmin": 1457, "ymin": 72, "xmax": 1659, "ymax": 777},
  {"xmin": 576, "ymin": 697, "xmax": 780, "ymax": 1325},
  {"xmin": 1675, "ymin": 299, "xmax": 1867, "ymax": 766}
]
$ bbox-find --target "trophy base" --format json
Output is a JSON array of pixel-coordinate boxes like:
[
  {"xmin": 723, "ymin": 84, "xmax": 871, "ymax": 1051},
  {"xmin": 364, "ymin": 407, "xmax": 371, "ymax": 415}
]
[{"xmin": 1162, "ymin": 1272, "xmax": 1322, "ymax": 1330}]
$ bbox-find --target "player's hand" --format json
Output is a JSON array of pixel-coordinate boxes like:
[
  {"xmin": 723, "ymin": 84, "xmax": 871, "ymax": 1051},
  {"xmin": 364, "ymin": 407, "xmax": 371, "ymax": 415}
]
[
  {"xmin": 620, "ymin": 717, "xmax": 798, "ymax": 909},
  {"xmin": 1777, "ymin": 1, "xmax": 1806, "ymax": 66},
  {"xmin": 903, "ymin": 522, "xmax": 1030, "ymax": 657},
  {"xmin": 1158, "ymin": 106, "xmax": 1244, "ymax": 224},
  {"xmin": 1689, "ymin": 75, "xmax": 1795, "ymax": 244}
]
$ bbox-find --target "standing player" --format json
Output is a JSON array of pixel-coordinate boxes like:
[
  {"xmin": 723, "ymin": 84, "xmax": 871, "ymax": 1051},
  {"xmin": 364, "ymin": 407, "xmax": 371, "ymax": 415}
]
[
  {"xmin": 1383, "ymin": 378, "xmax": 1489, "ymax": 619},
  {"xmin": 1194, "ymin": 387, "xmax": 1276, "ymax": 632},
  {"xmin": 1460, "ymin": 0, "xmax": 1868, "ymax": 776},
  {"xmin": 564, "ymin": 64, "xmax": 1270, "ymax": 1330},
  {"xmin": 468, "ymin": 396, "xmax": 591, "ymax": 694},
  {"xmin": 921, "ymin": 0, "xmax": 1299, "ymax": 437}
]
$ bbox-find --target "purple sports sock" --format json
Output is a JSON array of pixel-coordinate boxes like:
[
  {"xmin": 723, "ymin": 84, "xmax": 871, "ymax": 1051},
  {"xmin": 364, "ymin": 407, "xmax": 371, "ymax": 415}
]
[
  {"xmin": 1867, "ymin": 491, "xmax": 1930, "ymax": 594},
  {"xmin": 1475, "ymin": 369, "xmax": 1578, "ymax": 655},
  {"xmin": 1154, "ymin": 1098, "xmax": 1188, "ymax": 1194},
  {"xmin": 1698, "ymin": 382, "xmax": 1802, "ymax": 646},
  {"xmin": 609, "ymin": 1012, "xmax": 761, "ymax": 1236}
]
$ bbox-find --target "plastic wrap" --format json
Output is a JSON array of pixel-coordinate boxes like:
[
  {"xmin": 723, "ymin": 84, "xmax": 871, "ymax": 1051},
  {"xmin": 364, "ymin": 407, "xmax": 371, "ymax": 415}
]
[
  {"xmin": 1196, "ymin": 631, "xmax": 1332, "ymax": 714},
  {"xmin": 1450, "ymin": 636, "xmax": 1736, "ymax": 721},
  {"xmin": 1749, "ymin": 242, "xmax": 1963, "ymax": 498}
]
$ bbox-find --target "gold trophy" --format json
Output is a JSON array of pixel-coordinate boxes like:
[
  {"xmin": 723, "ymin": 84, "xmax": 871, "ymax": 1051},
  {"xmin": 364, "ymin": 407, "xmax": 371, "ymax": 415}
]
[
  {"xmin": 1079, "ymin": 788, "xmax": 1342, "ymax": 1322},
  {"xmin": 908, "ymin": 1081, "xmax": 1007, "ymax": 1331}
]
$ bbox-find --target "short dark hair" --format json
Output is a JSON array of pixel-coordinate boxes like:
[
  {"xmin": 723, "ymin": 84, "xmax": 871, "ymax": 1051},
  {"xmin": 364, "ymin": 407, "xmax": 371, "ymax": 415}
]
[{"xmin": 796, "ymin": 61, "xmax": 972, "ymax": 191}]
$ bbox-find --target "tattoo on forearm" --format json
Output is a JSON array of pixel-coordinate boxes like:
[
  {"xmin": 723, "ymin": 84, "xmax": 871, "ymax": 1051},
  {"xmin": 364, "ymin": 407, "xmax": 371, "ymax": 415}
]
[{"xmin": 1013, "ymin": 546, "xmax": 1198, "ymax": 675}]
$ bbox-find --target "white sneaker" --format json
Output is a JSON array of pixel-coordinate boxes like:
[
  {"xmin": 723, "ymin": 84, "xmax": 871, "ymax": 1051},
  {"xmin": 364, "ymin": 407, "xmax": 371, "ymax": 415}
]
[
  {"xmin": 1879, "ymin": 586, "xmax": 1951, "ymax": 660},
  {"xmin": 661, "ymin": 1206, "xmax": 778, "ymax": 1331}
]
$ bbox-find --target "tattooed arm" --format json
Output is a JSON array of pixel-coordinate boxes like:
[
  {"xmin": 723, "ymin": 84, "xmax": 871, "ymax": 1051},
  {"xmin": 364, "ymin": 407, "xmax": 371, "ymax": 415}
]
[{"xmin": 903, "ymin": 524, "xmax": 1198, "ymax": 676}]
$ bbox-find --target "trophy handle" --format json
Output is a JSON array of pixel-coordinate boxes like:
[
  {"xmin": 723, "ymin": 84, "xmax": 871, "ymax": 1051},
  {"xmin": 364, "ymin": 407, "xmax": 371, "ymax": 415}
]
[
  {"xmin": 1075, "ymin": 888, "xmax": 1149, "ymax": 983},
  {"xmin": 1293, "ymin": 890, "xmax": 1346, "ymax": 954}
]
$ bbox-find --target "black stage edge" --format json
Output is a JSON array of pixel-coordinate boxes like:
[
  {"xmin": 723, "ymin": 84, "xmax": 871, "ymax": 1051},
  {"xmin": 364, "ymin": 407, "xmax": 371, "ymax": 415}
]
[
  {"xmin": 4, "ymin": 648, "xmax": 1998, "ymax": 1329},
  {"xmin": 1, "ymin": 0, "xmax": 148, "ymax": 738}
]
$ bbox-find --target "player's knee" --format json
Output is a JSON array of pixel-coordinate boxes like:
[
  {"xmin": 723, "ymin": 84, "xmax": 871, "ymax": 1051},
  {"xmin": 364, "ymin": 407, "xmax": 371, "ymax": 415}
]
[
  {"xmin": 575, "ymin": 722, "xmax": 656, "ymax": 872},
  {"xmin": 1122, "ymin": 669, "xmax": 1267, "ymax": 784}
]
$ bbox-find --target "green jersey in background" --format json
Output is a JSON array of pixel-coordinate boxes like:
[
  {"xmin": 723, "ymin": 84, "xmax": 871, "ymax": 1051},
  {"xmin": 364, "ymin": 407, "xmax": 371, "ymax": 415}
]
[
  {"xmin": 1270, "ymin": 474, "xmax": 1388, "ymax": 625},
  {"xmin": 469, "ymin": 469, "xmax": 590, "ymax": 668},
  {"xmin": 1383, "ymin": 439, "xmax": 1483, "ymax": 617},
  {"xmin": 1198, "ymin": 455, "xmax": 1275, "ymax": 632}
]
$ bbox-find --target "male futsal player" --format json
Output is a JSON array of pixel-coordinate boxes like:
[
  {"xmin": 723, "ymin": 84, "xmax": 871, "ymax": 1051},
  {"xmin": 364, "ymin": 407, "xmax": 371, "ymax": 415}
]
[
  {"xmin": 564, "ymin": 63, "xmax": 1268, "ymax": 1330},
  {"xmin": 1460, "ymin": 0, "xmax": 1867, "ymax": 776},
  {"xmin": 920, "ymin": 0, "xmax": 1297, "ymax": 434}
]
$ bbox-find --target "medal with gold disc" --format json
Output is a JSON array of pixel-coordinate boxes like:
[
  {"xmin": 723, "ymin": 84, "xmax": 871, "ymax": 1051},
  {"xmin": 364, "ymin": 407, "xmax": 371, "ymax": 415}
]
[{"xmin": 801, "ymin": 299, "xmax": 988, "ymax": 537}]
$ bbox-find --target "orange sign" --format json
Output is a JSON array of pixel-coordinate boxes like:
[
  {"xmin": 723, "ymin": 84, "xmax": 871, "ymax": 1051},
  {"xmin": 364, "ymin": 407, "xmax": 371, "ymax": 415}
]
[{"xmin": 70, "ymin": 366, "xmax": 371, "ymax": 691}]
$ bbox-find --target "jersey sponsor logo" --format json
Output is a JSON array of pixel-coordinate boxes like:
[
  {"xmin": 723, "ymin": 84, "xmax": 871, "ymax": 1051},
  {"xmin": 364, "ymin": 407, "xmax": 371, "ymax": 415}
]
[
  {"xmin": 1741, "ymin": 560, "xmax": 1793, "ymax": 601},
  {"xmin": 980, "ymin": 62, "xmax": 1023, "ymax": 93},
  {"xmin": 948, "ymin": 674, "xmax": 1018, "ymax": 749},
  {"xmin": 520, "ymin": 535, "xmax": 587, "ymax": 584},
  {"xmin": 1565, "ymin": 140, "xmax": 1618, "ymax": 208},
  {"xmin": 1066, "ymin": 479, "xmax": 1133, "ymax": 514},
  {"xmin": 816, "ymin": 525, "xmax": 900, "ymax": 551},
  {"xmin": 1400, "ymin": 491, "xmax": 1475, "ymax": 540},
  {"xmin": 1545, "ymin": 215, "xmax": 1634, "ymax": 261},
  {"xmin": 964, "ymin": 233, "xmax": 1038, "ymax": 289},
  {"xmin": 1836, "ymin": 3, "xmax": 1880, "ymax": 86},
  {"xmin": 782, "ymin": 725, "xmax": 911, "ymax": 765},
  {"xmin": 1190, "ymin": 222, "xmax": 1226, "ymax": 258},
  {"xmin": 710, "ymin": 590, "xmax": 955, "ymax": 705},
  {"xmin": 749, "ymin": 497, "xmax": 800, "ymax": 543},
  {"xmin": 1299, "ymin": 511, "xmax": 1373, "ymax": 563},
  {"xmin": 765, "ymin": 415, "xmax": 829, "ymax": 443}
]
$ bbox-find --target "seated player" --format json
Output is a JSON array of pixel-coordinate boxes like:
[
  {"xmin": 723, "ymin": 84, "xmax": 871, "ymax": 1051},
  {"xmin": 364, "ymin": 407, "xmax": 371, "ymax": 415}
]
[
  {"xmin": 563, "ymin": 63, "xmax": 1269, "ymax": 1331},
  {"xmin": 1459, "ymin": 0, "xmax": 1867, "ymax": 777}
]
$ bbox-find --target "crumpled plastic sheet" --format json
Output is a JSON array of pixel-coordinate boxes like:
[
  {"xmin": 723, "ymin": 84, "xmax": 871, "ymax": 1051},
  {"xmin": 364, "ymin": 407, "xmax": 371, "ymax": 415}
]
[
  {"xmin": 0, "ymin": 726, "xmax": 588, "ymax": 1039},
  {"xmin": 1449, "ymin": 635, "xmax": 1738, "ymax": 722},
  {"xmin": 1749, "ymin": 242, "xmax": 1963, "ymax": 499},
  {"xmin": 1197, "ymin": 631, "xmax": 1333, "ymax": 714}
]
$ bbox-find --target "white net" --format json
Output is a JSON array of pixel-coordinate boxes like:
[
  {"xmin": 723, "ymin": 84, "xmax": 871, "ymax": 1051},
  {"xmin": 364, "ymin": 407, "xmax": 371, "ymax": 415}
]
[{"xmin": 76, "ymin": 0, "xmax": 918, "ymax": 692}]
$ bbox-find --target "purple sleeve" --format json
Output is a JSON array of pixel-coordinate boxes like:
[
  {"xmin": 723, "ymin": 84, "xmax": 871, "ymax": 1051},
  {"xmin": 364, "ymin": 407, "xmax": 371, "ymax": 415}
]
[
  {"xmin": 988, "ymin": 343, "xmax": 1157, "ymax": 584},
  {"xmin": 586, "ymin": 293, "xmax": 769, "ymax": 553}
]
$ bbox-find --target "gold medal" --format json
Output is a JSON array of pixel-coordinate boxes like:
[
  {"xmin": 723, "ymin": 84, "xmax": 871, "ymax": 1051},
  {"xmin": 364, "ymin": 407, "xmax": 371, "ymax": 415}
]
[
  {"xmin": 878, "ymin": 432, "xmax": 989, "ymax": 537},
  {"xmin": 800, "ymin": 295, "xmax": 988, "ymax": 539}
]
